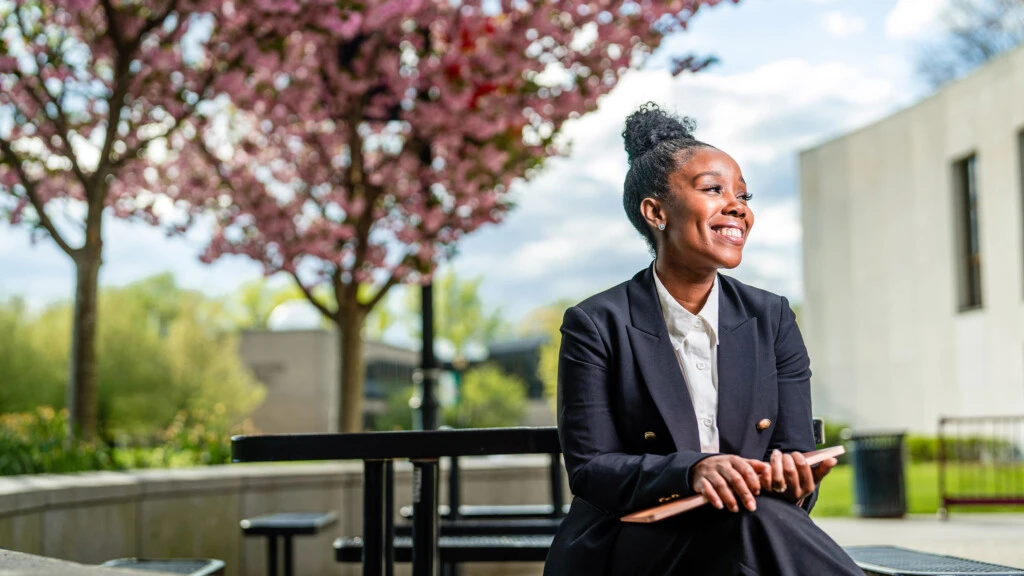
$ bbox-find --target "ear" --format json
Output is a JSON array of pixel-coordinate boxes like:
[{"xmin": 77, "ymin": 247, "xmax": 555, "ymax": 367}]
[{"xmin": 640, "ymin": 197, "xmax": 665, "ymax": 230}]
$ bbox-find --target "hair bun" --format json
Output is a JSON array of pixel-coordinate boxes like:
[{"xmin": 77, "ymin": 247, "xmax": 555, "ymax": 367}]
[{"xmin": 622, "ymin": 102, "xmax": 697, "ymax": 163}]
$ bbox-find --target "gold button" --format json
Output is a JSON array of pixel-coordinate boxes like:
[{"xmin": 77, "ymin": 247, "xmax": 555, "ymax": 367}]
[
  {"xmin": 644, "ymin": 431, "xmax": 657, "ymax": 441},
  {"xmin": 756, "ymin": 419, "xmax": 772, "ymax": 431}
]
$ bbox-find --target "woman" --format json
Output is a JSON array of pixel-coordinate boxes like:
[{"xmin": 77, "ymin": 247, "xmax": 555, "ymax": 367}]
[{"xmin": 543, "ymin": 103, "xmax": 862, "ymax": 575}]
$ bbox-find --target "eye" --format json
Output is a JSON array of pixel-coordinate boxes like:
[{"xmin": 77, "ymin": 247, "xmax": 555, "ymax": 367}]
[
  {"xmin": 739, "ymin": 193, "xmax": 753, "ymax": 202},
  {"xmin": 703, "ymin": 185, "xmax": 723, "ymax": 194}
]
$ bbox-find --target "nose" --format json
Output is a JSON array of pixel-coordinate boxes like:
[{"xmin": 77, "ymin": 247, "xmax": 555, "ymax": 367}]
[{"xmin": 723, "ymin": 194, "xmax": 747, "ymax": 218}]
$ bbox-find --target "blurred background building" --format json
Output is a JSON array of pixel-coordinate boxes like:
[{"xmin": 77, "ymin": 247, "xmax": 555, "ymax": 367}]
[
  {"xmin": 240, "ymin": 300, "xmax": 552, "ymax": 432},
  {"xmin": 800, "ymin": 42, "xmax": 1024, "ymax": 433}
]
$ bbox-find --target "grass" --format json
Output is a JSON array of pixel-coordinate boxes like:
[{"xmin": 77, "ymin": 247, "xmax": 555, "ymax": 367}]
[{"xmin": 811, "ymin": 463, "xmax": 1024, "ymax": 517}]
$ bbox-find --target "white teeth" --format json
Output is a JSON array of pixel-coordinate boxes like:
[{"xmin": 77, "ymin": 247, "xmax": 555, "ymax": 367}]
[{"xmin": 716, "ymin": 227, "xmax": 742, "ymax": 239}]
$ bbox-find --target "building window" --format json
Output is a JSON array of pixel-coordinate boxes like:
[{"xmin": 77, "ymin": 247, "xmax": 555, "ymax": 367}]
[{"xmin": 953, "ymin": 154, "xmax": 982, "ymax": 311}]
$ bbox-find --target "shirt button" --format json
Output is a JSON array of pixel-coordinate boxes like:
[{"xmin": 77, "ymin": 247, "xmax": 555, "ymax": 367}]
[
  {"xmin": 696, "ymin": 361, "xmax": 707, "ymax": 370},
  {"xmin": 701, "ymin": 418, "xmax": 712, "ymax": 427}
]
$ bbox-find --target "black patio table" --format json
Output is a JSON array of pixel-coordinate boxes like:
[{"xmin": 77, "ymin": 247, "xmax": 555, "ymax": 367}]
[{"xmin": 231, "ymin": 426, "xmax": 562, "ymax": 576}]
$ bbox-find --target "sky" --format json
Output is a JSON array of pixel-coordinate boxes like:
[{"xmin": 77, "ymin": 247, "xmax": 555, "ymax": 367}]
[{"xmin": 0, "ymin": 0, "xmax": 952, "ymax": 339}]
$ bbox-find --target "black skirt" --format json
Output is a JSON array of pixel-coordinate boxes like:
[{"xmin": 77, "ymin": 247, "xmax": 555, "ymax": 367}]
[{"xmin": 608, "ymin": 495, "xmax": 862, "ymax": 575}]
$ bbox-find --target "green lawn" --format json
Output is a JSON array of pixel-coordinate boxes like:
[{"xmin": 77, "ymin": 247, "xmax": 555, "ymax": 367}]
[{"xmin": 811, "ymin": 463, "xmax": 1024, "ymax": 517}]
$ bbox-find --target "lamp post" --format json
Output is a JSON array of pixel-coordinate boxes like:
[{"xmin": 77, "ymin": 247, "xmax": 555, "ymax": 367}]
[{"xmin": 418, "ymin": 282, "xmax": 440, "ymax": 431}]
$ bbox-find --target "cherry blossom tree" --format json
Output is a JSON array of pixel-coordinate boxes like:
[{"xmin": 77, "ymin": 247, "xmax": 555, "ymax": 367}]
[
  {"xmin": 0, "ymin": 0, "xmax": 338, "ymax": 438},
  {"xmin": 185, "ymin": 0, "xmax": 737, "ymax": 432}
]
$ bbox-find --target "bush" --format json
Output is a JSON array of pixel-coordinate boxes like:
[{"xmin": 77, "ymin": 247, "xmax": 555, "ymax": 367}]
[
  {"xmin": 372, "ymin": 387, "xmax": 416, "ymax": 431},
  {"xmin": 0, "ymin": 408, "xmax": 118, "ymax": 475},
  {"xmin": 907, "ymin": 434, "xmax": 1021, "ymax": 463},
  {"xmin": 0, "ymin": 406, "xmax": 260, "ymax": 475},
  {"xmin": 445, "ymin": 364, "xmax": 527, "ymax": 429}
]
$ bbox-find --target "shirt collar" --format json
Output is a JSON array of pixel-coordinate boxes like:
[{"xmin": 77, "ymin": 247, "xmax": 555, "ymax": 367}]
[{"xmin": 653, "ymin": 269, "xmax": 720, "ymax": 350}]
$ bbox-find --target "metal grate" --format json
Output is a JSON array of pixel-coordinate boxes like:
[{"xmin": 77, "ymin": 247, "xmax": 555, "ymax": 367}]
[
  {"xmin": 845, "ymin": 546, "xmax": 1024, "ymax": 575},
  {"xmin": 334, "ymin": 535, "xmax": 553, "ymax": 563},
  {"xmin": 938, "ymin": 415, "xmax": 1024, "ymax": 516}
]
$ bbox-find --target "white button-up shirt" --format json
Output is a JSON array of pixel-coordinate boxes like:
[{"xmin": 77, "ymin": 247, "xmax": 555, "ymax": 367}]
[{"xmin": 653, "ymin": 270, "xmax": 720, "ymax": 453}]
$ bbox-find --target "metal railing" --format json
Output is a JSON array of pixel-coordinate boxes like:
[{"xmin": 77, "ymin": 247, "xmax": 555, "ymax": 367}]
[{"xmin": 938, "ymin": 415, "xmax": 1024, "ymax": 518}]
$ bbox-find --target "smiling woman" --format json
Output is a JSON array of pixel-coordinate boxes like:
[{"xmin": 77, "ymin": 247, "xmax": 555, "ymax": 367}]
[{"xmin": 543, "ymin": 102, "xmax": 862, "ymax": 575}]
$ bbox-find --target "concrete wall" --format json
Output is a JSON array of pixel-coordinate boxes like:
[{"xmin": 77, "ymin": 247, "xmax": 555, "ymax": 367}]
[
  {"xmin": 242, "ymin": 330, "xmax": 337, "ymax": 434},
  {"xmin": 0, "ymin": 458, "xmax": 564, "ymax": 576},
  {"xmin": 240, "ymin": 330, "xmax": 419, "ymax": 434},
  {"xmin": 800, "ymin": 43, "xmax": 1024, "ymax": 433}
]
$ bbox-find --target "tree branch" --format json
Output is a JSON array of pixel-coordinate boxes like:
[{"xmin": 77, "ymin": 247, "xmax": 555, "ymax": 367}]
[
  {"xmin": 10, "ymin": 69, "xmax": 91, "ymax": 185},
  {"xmin": 114, "ymin": 62, "xmax": 222, "ymax": 168},
  {"xmin": 135, "ymin": 0, "xmax": 180, "ymax": 46},
  {"xmin": 94, "ymin": 55, "xmax": 131, "ymax": 185},
  {"xmin": 99, "ymin": 0, "xmax": 125, "ymax": 51},
  {"xmin": 290, "ymin": 270, "xmax": 336, "ymax": 320},
  {"xmin": 363, "ymin": 272, "xmax": 400, "ymax": 312},
  {"xmin": 0, "ymin": 137, "xmax": 78, "ymax": 257}
]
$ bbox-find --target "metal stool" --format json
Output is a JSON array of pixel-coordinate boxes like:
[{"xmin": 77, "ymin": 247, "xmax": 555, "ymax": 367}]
[{"xmin": 241, "ymin": 511, "xmax": 338, "ymax": 576}]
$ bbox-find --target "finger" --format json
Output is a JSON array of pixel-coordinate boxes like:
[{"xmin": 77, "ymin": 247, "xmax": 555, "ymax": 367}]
[
  {"xmin": 782, "ymin": 453, "xmax": 799, "ymax": 495},
  {"xmin": 734, "ymin": 459, "xmax": 762, "ymax": 496},
  {"xmin": 756, "ymin": 459, "xmax": 773, "ymax": 490},
  {"xmin": 723, "ymin": 465, "xmax": 757, "ymax": 511},
  {"xmin": 746, "ymin": 458, "xmax": 770, "ymax": 474},
  {"xmin": 710, "ymin": 473, "xmax": 739, "ymax": 513},
  {"xmin": 700, "ymin": 477, "xmax": 724, "ymax": 510},
  {"xmin": 812, "ymin": 457, "xmax": 838, "ymax": 483},
  {"xmin": 792, "ymin": 452, "xmax": 816, "ymax": 496},
  {"xmin": 770, "ymin": 449, "xmax": 786, "ymax": 492}
]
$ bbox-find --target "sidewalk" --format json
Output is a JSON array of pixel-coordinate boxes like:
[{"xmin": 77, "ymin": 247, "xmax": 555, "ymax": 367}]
[{"xmin": 817, "ymin": 514, "xmax": 1024, "ymax": 569}]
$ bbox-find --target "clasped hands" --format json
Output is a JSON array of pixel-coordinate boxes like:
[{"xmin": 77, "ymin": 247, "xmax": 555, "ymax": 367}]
[{"xmin": 690, "ymin": 449, "xmax": 838, "ymax": 513}]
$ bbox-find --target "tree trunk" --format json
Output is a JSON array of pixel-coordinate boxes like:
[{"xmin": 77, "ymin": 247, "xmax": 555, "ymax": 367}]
[
  {"xmin": 68, "ymin": 246, "xmax": 102, "ymax": 440},
  {"xmin": 336, "ymin": 308, "xmax": 366, "ymax": 433}
]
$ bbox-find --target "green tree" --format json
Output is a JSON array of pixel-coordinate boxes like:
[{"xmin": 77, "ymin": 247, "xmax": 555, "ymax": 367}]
[
  {"xmin": 0, "ymin": 298, "xmax": 64, "ymax": 412},
  {"xmin": 445, "ymin": 364, "xmax": 526, "ymax": 429},
  {"xmin": 523, "ymin": 300, "xmax": 577, "ymax": 414},
  {"xmin": 225, "ymin": 278, "xmax": 306, "ymax": 330},
  {"xmin": 0, "ymin": 274, "xmax": 264, "ymax": 439},
  {"xmin": 406, "ymin": 269, "xmax": 509, "ymax": 361},
  {"xmin": 373, "ymin": 386, "xmax": 416, "ymax": 431}
]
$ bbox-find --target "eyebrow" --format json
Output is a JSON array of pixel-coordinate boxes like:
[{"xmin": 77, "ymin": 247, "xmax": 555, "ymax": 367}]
[
  {"xmin": 692, "ymin": 171, "xmax": 722, "ymax": 180},
  {"xmin": 692, "ymin": 171, "xmax": 747, "ymax": 185}
]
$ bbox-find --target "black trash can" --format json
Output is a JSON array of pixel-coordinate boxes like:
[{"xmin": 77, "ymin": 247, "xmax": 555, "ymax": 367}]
[{"xmin": 847, "ymin": 432, "xmax": 907, "ymax": 518}]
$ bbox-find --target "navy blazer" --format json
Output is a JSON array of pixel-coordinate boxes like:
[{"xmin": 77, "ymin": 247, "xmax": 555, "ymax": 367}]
[{"xmin": 543, "ymin": 265, "xmax": 818, "ymax": 575}]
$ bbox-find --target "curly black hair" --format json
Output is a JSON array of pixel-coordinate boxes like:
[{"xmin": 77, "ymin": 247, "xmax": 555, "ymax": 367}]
[{"xmin": 622, "ymin": 102, "xmax": 713, "ymax": 254}]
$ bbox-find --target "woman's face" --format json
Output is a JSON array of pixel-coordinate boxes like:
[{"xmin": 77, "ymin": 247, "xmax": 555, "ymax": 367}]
[{"xmin": 643, "ymin": 147, "xmax": 754, "ymax": 273}]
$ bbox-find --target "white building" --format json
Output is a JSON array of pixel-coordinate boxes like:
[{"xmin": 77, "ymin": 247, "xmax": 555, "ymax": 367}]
[{"xmin": 799, "ymin": 44, "xmax": 1024, "ymax": 433}]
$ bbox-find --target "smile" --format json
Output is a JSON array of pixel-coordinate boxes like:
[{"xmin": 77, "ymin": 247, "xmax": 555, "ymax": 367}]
[{"xmin": 711, "ymin": 226, "xmax": 744, "ymax": 244}]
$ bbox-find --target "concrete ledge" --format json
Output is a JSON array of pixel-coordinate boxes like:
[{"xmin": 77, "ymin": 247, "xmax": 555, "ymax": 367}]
[
  {"xmin": 0, "ymin": 458, "xmax": 561, "ymax": 576},
  {"xmin": 0, "ymin": 548, "xmax": 167, "ymax": 576}
]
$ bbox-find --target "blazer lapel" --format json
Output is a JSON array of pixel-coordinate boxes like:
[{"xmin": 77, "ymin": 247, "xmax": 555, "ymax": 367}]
[
  {"xmin": 716, "ymin": 276, "xmax": 758, "ymax": 456},
  {"xmin": 626, "ymin": 265, "xmax": 701, "ymax": 452}
]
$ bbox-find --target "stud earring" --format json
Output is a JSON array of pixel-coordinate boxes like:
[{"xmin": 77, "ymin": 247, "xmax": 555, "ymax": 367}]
[{"xmin": 657, "ymin": 223, "xmax": 666, "ymax": 231}]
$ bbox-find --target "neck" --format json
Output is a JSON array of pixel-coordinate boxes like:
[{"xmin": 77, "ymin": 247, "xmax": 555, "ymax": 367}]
[{"xmin": 654, "ymin": 258, "xmax": 716, "ymax": 315}]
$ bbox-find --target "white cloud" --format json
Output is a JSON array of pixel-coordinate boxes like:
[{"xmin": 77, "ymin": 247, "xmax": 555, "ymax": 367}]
[
  {"xmin": 821, "ymin": 10, "xmax": 866, "ymax": 38},
  {"xmin": 453, "ymin": 59, "xmax": 901, "ymax": 317},
  {"xmin": 886, "ymin": 0, "xmax": 947, "ymax": 39}
]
